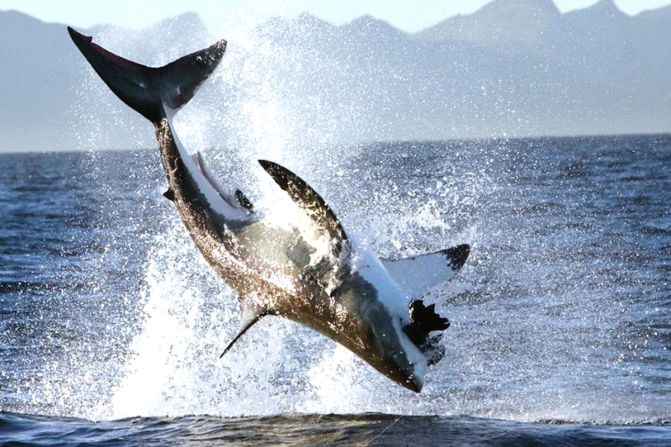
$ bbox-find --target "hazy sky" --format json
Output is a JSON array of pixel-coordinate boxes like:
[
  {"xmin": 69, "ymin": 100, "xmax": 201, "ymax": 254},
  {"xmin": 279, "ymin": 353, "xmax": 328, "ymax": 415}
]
[{"xmin": 2, "ymin": 0, "xmax": 671, "ymax": 32}]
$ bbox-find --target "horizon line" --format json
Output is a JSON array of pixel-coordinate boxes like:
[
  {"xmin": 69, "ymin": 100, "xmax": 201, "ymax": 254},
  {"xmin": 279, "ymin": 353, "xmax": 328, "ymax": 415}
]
[{"xmin": 2, "ymin": 131, "xmax": 669, "ymax": 155}]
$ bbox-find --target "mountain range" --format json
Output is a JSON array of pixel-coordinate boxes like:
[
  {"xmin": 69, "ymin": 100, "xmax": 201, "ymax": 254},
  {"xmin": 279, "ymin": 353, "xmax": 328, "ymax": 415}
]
[{"xmin": 1, "ymin": 0, "xmax": 670, "ymax": 152}]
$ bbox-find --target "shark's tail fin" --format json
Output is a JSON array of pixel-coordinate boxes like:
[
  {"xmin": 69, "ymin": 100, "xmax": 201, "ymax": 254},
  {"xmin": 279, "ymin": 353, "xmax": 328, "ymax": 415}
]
[{"xmin": 67, "ymin": 27, "xmax": 226, "ymax": 124}]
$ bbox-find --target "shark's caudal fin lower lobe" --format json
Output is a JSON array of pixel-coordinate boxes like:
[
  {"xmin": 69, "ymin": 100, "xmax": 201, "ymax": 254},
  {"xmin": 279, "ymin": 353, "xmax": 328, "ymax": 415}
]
[{"xmin": 67, "ymin": 27, "xmax": 226, "ymax": 124}]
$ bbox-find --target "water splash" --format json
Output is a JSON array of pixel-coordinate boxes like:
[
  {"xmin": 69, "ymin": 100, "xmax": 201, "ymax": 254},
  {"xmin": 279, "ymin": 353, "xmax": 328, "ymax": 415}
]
[{"xmin": 13, "ymin": 14, "xmax": 666, "ymax": 424}]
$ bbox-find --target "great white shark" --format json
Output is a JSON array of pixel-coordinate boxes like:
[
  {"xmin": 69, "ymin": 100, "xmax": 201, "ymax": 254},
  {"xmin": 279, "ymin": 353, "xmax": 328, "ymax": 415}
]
[{"xmin": 68, "ymin": 28, "xmax": 470, "ymax": 392}]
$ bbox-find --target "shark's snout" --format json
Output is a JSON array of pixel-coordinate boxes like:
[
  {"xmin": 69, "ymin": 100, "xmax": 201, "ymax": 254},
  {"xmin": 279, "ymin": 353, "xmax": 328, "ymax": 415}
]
[
  {"xmin": 408, "ymin": 373, "xmax": 424, "ymax": 393},
  {"xmin": 387, "ymin": 356, "xmax": 424, "ymax": 393},
  {"xmin": 365, "ymin": 312, "xmax": 428, "ymax": 393}
]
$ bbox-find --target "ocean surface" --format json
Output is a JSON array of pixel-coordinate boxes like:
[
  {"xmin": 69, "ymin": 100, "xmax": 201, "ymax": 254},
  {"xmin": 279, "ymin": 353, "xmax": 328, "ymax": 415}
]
[{"xmin": 0, "ymin": 135, "xmax": 669, "ymax": 445}]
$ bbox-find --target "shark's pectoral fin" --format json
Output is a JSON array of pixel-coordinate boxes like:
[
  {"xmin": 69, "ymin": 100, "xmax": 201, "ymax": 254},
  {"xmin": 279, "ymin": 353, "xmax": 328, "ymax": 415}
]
[
  {"xmin": 257, "ymin": 160, "xmax": 349, "ymax": 256},
  {"xmin": 219, "ymin": 294, "xmax": 268, "ymax": 358},
  {"xmin": 219, "ymin": 314, "xmax": 263, "ymax": 358},
  {"xmin": 381, "ymin": 244, "xmax": 470, "ymax": 297}
]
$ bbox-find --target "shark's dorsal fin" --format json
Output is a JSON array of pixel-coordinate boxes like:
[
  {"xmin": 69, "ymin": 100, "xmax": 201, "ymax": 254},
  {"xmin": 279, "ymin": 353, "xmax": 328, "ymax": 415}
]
[
  {"xmin": 219, "ymin": 295, "xmax": 267, "ymax": 358},
  {"xmin": 258, "ymin": 160, "xmax": 348, "ymax": 254}
]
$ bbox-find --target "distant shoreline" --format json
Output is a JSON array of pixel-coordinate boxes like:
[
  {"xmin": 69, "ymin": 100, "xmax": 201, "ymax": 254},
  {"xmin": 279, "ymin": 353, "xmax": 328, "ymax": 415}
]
[{"xmin": 2, "ymin": 132, "xmax": 670, "ymax": 156}]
